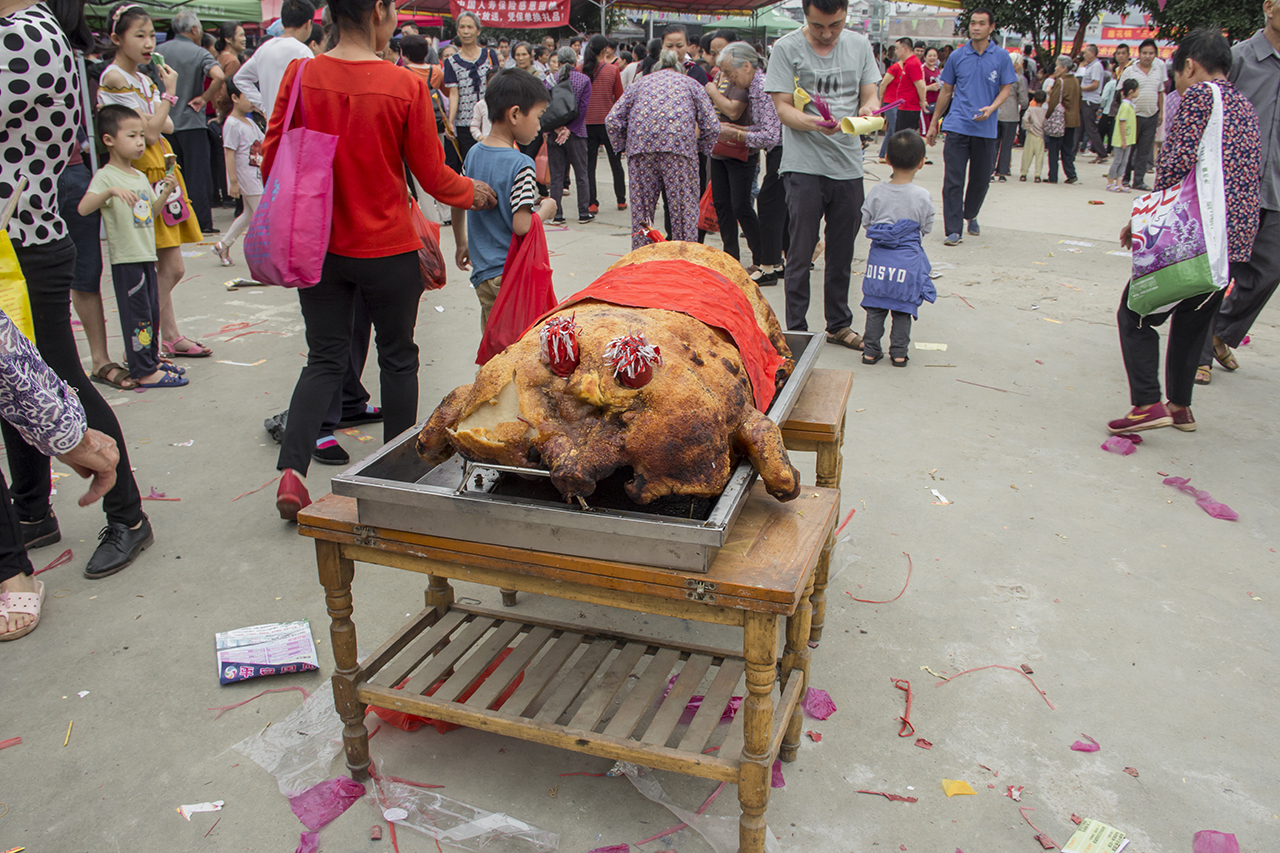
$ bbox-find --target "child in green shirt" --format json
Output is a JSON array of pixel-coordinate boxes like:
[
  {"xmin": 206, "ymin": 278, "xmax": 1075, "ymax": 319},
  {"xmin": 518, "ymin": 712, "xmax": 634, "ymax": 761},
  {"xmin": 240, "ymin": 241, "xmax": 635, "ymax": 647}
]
[
  {"xmin": 79, "ymin": 105, "xmax": 185, "ymax": 387},
  {"xmin": 1107, "ymin": 79, "xmax": 1140, "ymax": 193}
]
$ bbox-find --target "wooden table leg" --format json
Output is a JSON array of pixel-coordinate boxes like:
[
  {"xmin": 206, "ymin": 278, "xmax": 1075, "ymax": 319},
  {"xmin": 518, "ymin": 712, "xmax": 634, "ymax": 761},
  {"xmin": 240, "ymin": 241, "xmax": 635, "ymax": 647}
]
[
  {"xmin": 316, "ymin": 540, "xmax": 369, "ymax": 780},
  {"xmin": 779, "ymin": 570, "xmax": 815, "ymax": 762},
  {"xmin": 500, "ymin": 588, "xmax": 519, "ymax": 607},
  {"xmin": 739, "ymin": 612, "xmax": 777, "ymax": 853},
  {"xmin": 425, "ymin": 573, "xmax": 455, "ymax": 615},
  {"xmin": 809, "ymin": 529, "xmax": 833, "ymax": 645}
]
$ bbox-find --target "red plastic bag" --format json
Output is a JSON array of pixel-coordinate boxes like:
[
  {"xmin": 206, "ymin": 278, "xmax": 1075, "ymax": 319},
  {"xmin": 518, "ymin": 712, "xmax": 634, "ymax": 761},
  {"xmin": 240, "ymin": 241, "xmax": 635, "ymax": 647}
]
[
  {"xmin": 476, "ymin": 215, "xmax": 557, "ymax": 365},
  {"xmin": 535, "ymin": 136, "xmax": 550, "ymax": 185},
  {"xmin": 697, "ymin": 182, "xmax": 718, "ymax": 233},
  {"xmin": 369, "ymin": 648, "xmax": 524, "ymax": 734},
  {"xmin": 411, "ymin": 198, "xmax": 447, "ymax": 291}
]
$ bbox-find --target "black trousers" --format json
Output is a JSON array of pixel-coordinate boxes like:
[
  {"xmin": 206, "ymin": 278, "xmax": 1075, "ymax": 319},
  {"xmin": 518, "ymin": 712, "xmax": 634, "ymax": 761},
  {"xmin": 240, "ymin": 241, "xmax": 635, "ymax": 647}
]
[
  {"xmin": 0, "ymin": 237, "xmax": 143, "ymax": 528},
  {"xmin": 941, "ymin": 132, "xmax": 998, "ymax": 236},
  {"xmin": 167, "ymin": 128, "xmax": 214, "ymax": 231},
  {"xmin": 756, "ymin": 146, "xmax": 788, "ymax": 266},
  {"xmin": 1046, "ymin": 127, "xmax": 1078, "ymax": 183},
  {"xmin": 895, "ymin": 110, "xmax": 923, "ymax": 135},
  {"xmin": 1098, "ymin": 114, "xmax": 1115, "ymax": 154},
  {"xmin": 209, "ymin": 118, "xmax": 229, "ymax": 206},
  {"xmin": 322, "ymin": 295, "xmax": 373, "ymax": 432},
  {"xmin": 1117, "ymin": 281, "xmax": 1224, "ymax": 408},
  {"xmin": 0, "ymin": 472, "xmax": 33, "ymax": 584},
  {"xmin": 1202, "ymin": 208, "xmax": 1280, "ymax": 365},
  {"xmin": 55, "ymin": 163, "xmax": 103, "ymax": 293},
  {"xmin": 1080, "ymin": 101, "xmax": 1105, "ymax": 157},
  {"xmin": 863, "ymin": 308, "xmax": 913, "ymax": 358},
  {"xmin": 994, "ymin": 120, "xmax": 1018, "ymax": 176},
  {"xmin": 110, "ymin": 262, "xmax": 162, "ymax": 379},
  {"xmin": 709, "ymin": 155, "xmax": 761, "ymax": 265},
  {"xmin": 781, "ymin": 172, "xmax": 863, "ymax": 333},
  {"xmin": 278, "ymin": 251, "xmax": 421, "ymax": 474},
  {"xmin": 1125, "ymin": 114, "xmax": 1158, "ymax": 185},
  {"xmin": 548, "ymin": 134, "xmax": 590, "ymax": 218},
  {"xmin": 445, "ymin": 127, "xmax": 479, "ymax": 175},
  {"xmin": 586, "ymin": 123, "xmax": 626, "ymax": 206}
]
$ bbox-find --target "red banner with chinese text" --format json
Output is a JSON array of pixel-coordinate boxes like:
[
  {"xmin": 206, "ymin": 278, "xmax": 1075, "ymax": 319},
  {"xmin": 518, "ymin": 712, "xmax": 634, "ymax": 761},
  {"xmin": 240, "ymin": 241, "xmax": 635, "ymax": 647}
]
[
  {"xmin": 449, "ymin": 0, "xmax": 571, "ymax": 28},
  {"xmin": 1102, "ymin": 26, "xmax": 1158, "ymax": 40}
]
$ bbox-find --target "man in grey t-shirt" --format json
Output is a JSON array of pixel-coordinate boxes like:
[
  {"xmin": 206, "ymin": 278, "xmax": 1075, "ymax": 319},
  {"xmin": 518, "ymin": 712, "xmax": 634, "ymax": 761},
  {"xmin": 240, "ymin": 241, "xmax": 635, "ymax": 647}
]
[
  {"xmin": 765, "ymin": 0, "xmax": 881, "ymax": 346},
  {"xmin": 156, "ymin": 10, "xmax": 225, "ymax": 233}
]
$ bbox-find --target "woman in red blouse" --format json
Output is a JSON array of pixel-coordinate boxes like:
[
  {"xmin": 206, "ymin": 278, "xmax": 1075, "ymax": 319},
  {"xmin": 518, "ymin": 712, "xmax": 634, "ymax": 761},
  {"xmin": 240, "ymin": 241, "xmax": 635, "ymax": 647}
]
[
  {"xmin": 263, "ymin": 0, "xmax": 497, "ymax": 520},
  {"xmin": 582, "ymin": 35, "xmax": 627, "ymax": 212}
]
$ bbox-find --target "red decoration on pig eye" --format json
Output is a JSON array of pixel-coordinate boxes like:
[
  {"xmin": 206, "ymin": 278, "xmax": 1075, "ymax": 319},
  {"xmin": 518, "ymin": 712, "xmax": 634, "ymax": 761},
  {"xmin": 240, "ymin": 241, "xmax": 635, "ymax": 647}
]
[
  {"xmin": 539, "ymin": 315, "xmax": 580, "ymax": 377},
  {"xmin": 605, "ymin": 332, "xmax": 662, "ymax": 389}
]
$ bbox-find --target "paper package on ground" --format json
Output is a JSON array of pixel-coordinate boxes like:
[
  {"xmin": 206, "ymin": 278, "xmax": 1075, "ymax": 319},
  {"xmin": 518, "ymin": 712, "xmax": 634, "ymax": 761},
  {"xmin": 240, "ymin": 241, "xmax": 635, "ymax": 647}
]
[
  {"xmin": 216, "ymin": 620, "xmax": 319, "ymax": 685},
  {"xmin": 1062, "ymin": 818, "xmax": 1129, "ymax": 853}
]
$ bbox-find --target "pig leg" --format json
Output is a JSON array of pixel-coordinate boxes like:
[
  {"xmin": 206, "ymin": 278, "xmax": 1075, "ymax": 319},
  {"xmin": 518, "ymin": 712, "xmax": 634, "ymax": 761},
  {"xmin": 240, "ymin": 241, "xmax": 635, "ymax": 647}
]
[{"xmin": 734, "ymin": 410, "xmax": 802, "ymax": 502}]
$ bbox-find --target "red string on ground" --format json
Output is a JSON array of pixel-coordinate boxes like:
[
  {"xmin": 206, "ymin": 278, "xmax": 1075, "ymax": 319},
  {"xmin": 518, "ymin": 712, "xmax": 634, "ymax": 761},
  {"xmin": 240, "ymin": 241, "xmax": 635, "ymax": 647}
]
[
  {"xmin": 847, "ymin": 552, "xmax": 913, "ymax": 603},
  {"xmin": 935, "ymin": 665, "xmax": 1056, "ymax": 710},
  {"xmin": 223, "ymin": 330, "xmax": 287, "ymax": 343},
  {"xmin": 635, "ymin": 781, "xmax": 727, "ymax": 845},
  {"xmin": 892, "ymin": 678, "xmax": 914, "ymax": 737},
  {"xmin": 203, "ymin": 816, "xmax": 221, "ymax": 837},
  {"xmin": 856, "ymin": 789, "xmax": 919, "ymax": 803},
  {"xmin": 232, "ymin": 475, "xmax": 281, "ymax": 502},
  {"xmin": 1018, "ymin": 806, "xmax": 1059, "ymax": 849},
  {"xmin": 834, "ymin": 507, "xmax": 856, "ymax": 536},
  {"xmin": 206, "ymin": 686, "xmax": 312, "ymax": 720},
  {"xmin": 951, "ymin": 292, "xmax": 976, "ymax": 309},
  {"xmin": 33, "ymin": 548, "xmax": 73, "ymax": 576},
  {"xmin": 367, "ymin": 724, "xmax": 382, "ymax": 740},
  {"xmin": 0, "ymin": 736, "xmax": 21, "ymax": 750}
]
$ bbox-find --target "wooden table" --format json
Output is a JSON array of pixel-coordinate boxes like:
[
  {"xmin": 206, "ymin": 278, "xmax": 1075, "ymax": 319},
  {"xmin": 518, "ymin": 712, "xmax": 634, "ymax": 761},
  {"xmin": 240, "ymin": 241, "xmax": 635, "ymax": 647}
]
[{"xmin": 297, "ymin": 369, "xmax": 851, "ymax": 853}]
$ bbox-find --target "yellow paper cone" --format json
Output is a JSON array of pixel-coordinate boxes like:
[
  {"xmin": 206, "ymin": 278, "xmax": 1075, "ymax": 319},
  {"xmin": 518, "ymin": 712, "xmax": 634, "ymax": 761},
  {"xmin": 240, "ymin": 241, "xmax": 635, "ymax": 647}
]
[
  {"xmin": 942, "ymin": 779, "xmax": 977, "ymax": 797},
  {"xmin": 793, "ymin": 79, "xmax": 812, "ymax": 111},
  {"xmin": 841, "ymin": 115, "xmax": 885, "ymax": 136},
  {"xmin": 0, "ymin": 231, "xmax": 36, "ymax": 343}
]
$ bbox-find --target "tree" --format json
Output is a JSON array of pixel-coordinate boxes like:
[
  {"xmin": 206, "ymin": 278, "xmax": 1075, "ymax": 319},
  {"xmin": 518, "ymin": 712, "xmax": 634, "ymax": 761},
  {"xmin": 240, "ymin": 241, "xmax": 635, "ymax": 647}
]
[
  {"xmin": 959, "ymin": 0, "xmax": 1074, "ymax": 73},
  {"xmin": 1132, "ymin": 0, "xmax": 1263, "ymax": 42}
]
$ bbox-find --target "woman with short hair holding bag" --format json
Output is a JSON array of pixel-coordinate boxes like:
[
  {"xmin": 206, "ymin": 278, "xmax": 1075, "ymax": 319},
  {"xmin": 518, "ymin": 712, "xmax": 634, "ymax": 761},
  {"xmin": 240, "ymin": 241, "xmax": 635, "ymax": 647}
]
[{"xmin": 262, "ymin": 0, "xmax": 497, "ymax": 519}]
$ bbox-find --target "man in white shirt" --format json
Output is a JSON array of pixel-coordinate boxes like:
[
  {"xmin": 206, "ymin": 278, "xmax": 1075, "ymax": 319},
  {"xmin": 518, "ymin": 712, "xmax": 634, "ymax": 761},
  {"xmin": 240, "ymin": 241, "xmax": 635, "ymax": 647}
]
[
  {"xmin": 1119, "ymin": 38, "xmax": 1165, "ymax": 190},
  {"xmin": 235, "ymin": 0, "xmax": 317, "ymax": 122},
  {"xmin": 1076, "ymin": 43, "xmax": 1108, "ymax": 161}
]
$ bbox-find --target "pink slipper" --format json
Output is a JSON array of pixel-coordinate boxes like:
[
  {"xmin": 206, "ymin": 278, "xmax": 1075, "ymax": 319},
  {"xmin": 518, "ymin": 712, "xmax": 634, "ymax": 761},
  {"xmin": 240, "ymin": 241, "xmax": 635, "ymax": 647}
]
[
  {"xmin": 0, "ymin": 580, "xmax": 45, "ymax": 642},
  {"xmin": 161, "ymin": 336, "xmax": 212, "ymax": 358}
]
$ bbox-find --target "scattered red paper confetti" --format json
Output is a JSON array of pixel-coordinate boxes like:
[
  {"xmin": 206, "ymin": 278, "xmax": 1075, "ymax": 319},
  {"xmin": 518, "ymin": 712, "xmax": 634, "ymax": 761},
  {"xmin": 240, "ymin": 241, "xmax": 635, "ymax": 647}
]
[
  {"xmin": 1036, "ymin": 833, "xmax": 1057, "ymax": 849},
  {"xmin": 1020, "ymin": 664, "xmax": 1034, "ymax": 674},
  {"xmin": 0, "ymin": 736, "xmax": 21, "ymax": 750},
  {"xmin": 834, "ymin": 507, "xmax": 856, "ymax": 536},
  {"xmin": 857, "ymin": 790, "xmax": 918, "ymax": 804},
  {"xmin": 1124, "ymin": 766, "xmax": 1140, "ymax": 777},
  {"xmin": 848, "ymin": 552, "xmax": 913, "ymax": 603},
  {"xmin": 1035, "ymin": 359, "xmax": 1044, "ymax": 364},
  {"xmin": 1071, "ymin": 734, "xmax": 1100, "ymax": 752},
  {"xmin": 806, "ymin": 731, "xmax": 822, "ymax": 742},
  {"xmin": 915, "ymin": 738, "xmax": 932, "ymax": 749},
  {"xmin": 893, "ymin": 678, "xmax": 914, "ymax": 737},
  {"xmin": 1071, "ymin": 814, "xmax": 1083, "ymax": 825},
  {"xmin": 934, "ymin": 664, "xmax": 1055, "ymax": 709},
  {"xmin": 951, "ymin": 292, "xmax": 976, "ymax": 309},
  {"xmin": 142, "ymin": 487, "xmax": 180, "ymax": 501},
  {"xmin": 988, "ymin": 784, "xmax": 996, "ymax": 788},
  {"xmin": 206, "ymin": 686, "xmax": 311, "ymax": 720},
  {"xmin": 370, "ymin": 826, "xmax": 383, "ymax": 840},
  {"xmin": 33, "ymin": 548, "xmax": 73, "ymax": 576},
  {"xmin": 1006, "ymin": 785, "xmax": 1024, "ymax": 801},
  {"xmin": 1019, "ymin": 807, "xmax": 1059, "ymax": 850},
  {"xmin": 901, "ymin": 845, "xmax": 908, "ymax": 850}
]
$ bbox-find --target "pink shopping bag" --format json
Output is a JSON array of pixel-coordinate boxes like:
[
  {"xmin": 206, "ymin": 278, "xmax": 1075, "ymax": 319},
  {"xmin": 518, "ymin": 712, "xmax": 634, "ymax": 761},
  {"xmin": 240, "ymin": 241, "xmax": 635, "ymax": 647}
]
[{"xmin": 244, "ymin": 58, "xmax": 338, "ymax": 288}]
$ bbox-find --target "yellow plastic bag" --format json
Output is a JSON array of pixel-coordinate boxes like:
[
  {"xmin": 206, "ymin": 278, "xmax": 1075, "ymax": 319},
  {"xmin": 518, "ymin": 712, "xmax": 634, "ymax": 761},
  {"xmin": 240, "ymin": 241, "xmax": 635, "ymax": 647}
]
[{"xmin": 0, "ymin": 230, "xmax": 35, "ymax": 343}]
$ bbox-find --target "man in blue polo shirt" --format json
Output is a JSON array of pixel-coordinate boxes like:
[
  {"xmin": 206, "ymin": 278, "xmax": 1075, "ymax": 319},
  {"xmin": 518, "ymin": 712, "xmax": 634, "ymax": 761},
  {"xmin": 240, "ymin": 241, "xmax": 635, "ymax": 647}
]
[{"xmin": 925, "ymin": 8, "xmax": 1016, "ymax": 245}]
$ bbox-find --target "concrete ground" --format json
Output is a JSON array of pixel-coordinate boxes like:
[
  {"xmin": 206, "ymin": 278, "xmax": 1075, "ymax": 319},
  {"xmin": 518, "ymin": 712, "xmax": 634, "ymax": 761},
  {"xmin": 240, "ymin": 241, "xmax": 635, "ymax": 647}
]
[{"xmin": 2, "ymin": 152, "xmax": 1277, "ymax": 853}]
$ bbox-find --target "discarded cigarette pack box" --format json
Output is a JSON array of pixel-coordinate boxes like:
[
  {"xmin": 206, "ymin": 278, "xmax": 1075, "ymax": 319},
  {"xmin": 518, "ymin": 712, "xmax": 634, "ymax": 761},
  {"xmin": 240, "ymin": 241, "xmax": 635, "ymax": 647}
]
[
  {"xmin": 216, "ymin": 620, "xmax": 319, "ymax": 685},
  {"xmin": 1063, "ymin": 819, "xmax": 1129, "ymax": 853}
]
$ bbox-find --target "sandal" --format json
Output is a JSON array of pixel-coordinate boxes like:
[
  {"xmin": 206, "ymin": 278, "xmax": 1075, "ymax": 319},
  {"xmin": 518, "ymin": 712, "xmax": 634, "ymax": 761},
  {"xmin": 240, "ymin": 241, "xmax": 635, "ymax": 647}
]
[
  {"xmin": 213, "ymin": 241, "xmax": 233, "ymax": 267},
  {"xmin": 138, "ymin": 371, "xmax": 190, "ymax": 388},
  {"xmin": 892, "ymin": 356, "xmax": 909, "ymax": 367},
  {"xmin": 162, "ymin": 336, "xmax": 212, "ymax": 358},
  {"xmin": 862, "ymin": 352, "xmax": 883, "ymax": 365},
  {"xmin": 826, "ymin": 327, "xmax": 864, "ymax": 350},
  {"xmin": 1212, "ymin": 336, "xmax": 1239, "ymax": 371},
  {"xmin": 90, "ymin": 362, "xmax": 139, "ymax": 390},
  {"xmin": 158, "ymin": 361, "xmax": 186, "ymax": 376},
  {"xmin": 0, "ymin": 580, "xmax": 45, "ymax": 642},
  {"xmin": 1195, "ymin": 365, "xmax": 1212, "ymax": 385}
]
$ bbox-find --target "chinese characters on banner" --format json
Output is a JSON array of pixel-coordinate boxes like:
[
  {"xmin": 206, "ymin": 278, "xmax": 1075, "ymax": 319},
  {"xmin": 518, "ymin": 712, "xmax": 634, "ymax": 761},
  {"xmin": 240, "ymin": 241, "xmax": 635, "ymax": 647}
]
[{"xmin": 449, "ymin": 0, "xmax": 571, "ymax": 28}]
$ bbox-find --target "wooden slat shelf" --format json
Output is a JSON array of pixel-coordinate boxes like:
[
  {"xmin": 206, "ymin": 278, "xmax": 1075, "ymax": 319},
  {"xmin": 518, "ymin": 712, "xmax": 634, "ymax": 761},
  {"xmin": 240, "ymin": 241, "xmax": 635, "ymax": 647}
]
[{"xmin": 354, "ymin": 605, "xmax": 800, "ymax": 784}]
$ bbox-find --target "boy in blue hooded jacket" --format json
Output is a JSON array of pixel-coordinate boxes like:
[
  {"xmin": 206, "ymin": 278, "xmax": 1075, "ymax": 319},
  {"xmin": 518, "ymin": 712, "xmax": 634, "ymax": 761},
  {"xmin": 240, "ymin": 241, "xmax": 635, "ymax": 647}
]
[{"xmin": 860, "ymin": 130, "xmax": 937, "ymax": 366}]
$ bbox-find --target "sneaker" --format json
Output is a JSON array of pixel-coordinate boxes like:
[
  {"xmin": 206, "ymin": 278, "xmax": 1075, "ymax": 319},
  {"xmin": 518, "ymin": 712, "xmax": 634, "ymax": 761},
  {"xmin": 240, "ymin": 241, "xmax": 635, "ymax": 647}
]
[
  {"xmin": 1065, "ymin": 177, "xmax": 1079, "ymax": 185},
  {"xmin": 336, "ymin": 405, "xmax": 382, "ymax": 428},
  {"xmin": 617, "ymin": 202, "xmax": 627, "ymax": 211},
  {"xmin": 578, "ymin": 213, "xmax": 596, "ymax": 224},
  {"xmin": 944, "ymin": 233, "xmax": 962, "ymax": 246},
  {"xmin": 967, "ymin": 219, "xmax": 980, "ymax": 236},
  {"xmin": 276, "ymin": 470, "xmax": 311, "ymax": 522},
  {"xmin": 1170, "ymin": 406, "xmax": 1197, "ymax": 431},
  {"xmin": 551, "ymin": 214, "xmax": 566, "ymax": 224},
  {"xmin": 20, "ymin": 510, "xmax": 60, "ymax": 550},
  {"xmin": 1106, "ymin": 402, "xmax": 1173, "ymax": 434},
  {"xmin": 588, "ymin": 203, "xmax": 599, "ymax": 213},
  {"xmin": 84, "ymin": 517, "xmax": 154, "ymax": 579},
  {"xmin": 753, "ymin": 269, "xmax": 781, "ymax": 286},
  {"xmin": 313, "ymin": 435, "xmax": 350, "ymax": 466}
]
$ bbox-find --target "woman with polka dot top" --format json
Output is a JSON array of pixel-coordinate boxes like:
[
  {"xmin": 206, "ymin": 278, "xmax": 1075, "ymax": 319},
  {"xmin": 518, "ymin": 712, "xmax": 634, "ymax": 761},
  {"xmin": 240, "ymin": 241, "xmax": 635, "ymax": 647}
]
[{"xmin": 0, "ymin": 0, "xmax": 154, "ymax": 579}]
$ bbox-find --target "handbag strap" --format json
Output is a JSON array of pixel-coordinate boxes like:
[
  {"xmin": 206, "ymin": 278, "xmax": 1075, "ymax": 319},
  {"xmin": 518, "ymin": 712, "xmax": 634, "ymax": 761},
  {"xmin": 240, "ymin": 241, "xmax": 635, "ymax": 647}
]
[{"xmin": 282, "ymin": 57, "xmax": 311, "ymax": 132}]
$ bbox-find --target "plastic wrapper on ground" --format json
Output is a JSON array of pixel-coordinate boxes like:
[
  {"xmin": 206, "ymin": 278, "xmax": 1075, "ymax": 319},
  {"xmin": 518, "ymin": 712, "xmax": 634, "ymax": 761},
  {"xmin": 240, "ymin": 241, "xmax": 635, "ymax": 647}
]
[
  {"xmin": 801, "ymin": 687, "xmax": 837, "ymax": 720},
  {"xmin": 1192, "ymin": 830, "xmax": 1240, "ymax": 853},
  {"xmin": 289, "ymin": 776, "xmax": 367, "ymax": 830},
  {"xmin": 613, "ymin": 763, "xmax": 779, "ymax": 853},
  {"xmin": 295, "ymin": 830, "xmax": 318, "ymax": 853},
  {"xmin": 371, "ymin": 779, "xmax": 559, "ymax": 852},
  {"xmin": 1101, "ymin": 436, "xmax": 1138, "ymax": 456},
  {"xmin": 1163, "ymin": 476, "xmax": 1239, "ymax": 520},
  {"xmin": 231, "ymin": 688, "xmax": 345, "ymax": 795}
]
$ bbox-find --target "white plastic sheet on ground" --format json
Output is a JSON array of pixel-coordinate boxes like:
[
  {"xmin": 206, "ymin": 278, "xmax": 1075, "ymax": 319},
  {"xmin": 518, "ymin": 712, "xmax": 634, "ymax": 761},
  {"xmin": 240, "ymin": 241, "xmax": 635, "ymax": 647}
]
[
  {"xmin": 370, "ymin": 779, "xmax": 559, "ymax": 852},
  {"xmin": 615, "ymin": 762, "xmax": 780, "ymax": 853},
  {"xmin": 230, "ymin": 688, "xmax": 345, "ymax": 796}
]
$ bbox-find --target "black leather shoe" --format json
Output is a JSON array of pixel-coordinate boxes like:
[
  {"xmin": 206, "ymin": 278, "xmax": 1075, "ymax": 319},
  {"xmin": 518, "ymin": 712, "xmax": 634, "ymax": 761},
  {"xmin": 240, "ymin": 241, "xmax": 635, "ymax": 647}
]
[
  {"xmin": 312, "ymin": 439, "xmax": 351, "ymax": 466},
  {"xmin": 336, "ymin": 406, "xmax": 382, "ymax": 428},
  {"xmin": 84, "ymin": 517, "xmax": 154, "ymax": 579},
  {"xmin": 21, "ymin": 510, "xmax": 60, "ymax": 550}
]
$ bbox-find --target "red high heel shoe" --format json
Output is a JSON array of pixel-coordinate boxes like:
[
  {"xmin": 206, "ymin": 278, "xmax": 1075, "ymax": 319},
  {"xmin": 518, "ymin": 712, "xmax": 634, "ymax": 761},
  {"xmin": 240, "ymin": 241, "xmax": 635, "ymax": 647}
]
[{"xmin": 276, "ymin": 470, "xmax": 311, "ymax": 521}]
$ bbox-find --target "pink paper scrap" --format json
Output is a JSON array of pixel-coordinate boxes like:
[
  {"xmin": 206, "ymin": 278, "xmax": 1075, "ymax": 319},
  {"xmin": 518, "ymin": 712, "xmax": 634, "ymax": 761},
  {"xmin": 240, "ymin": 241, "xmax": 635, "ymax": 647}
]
[
  {"xmin": 295, "ymin": 831, "xmax": 318, "ymax": 853},
  {"xmin": 1101, "ymin": 436, "xmax": 1137, "ymax": 456},
  {"xmin": 1070, "ymin": 734, "xmax": 1100, "ymax": 752},
  {"xmin": 801, "ymin": 687, "xmax": 837, "ymax": 720},
  {"xmin": 1192, "ymin": 830, "xmax": 1240, "ymax": 853},
  {"xmin": 586, "ymin": 846, "xmax": 630, "ymax": 853},
  {"xmin": 771, "ymin": 759, "xmax": 785, "ymax": 788},
  {"xmin": 289, "ymin": 776, "xmax": 366, "ymax": 831},
  {"xmin": 1163, "ymin": 476, "xmax": 1239, "ymax": 521}
]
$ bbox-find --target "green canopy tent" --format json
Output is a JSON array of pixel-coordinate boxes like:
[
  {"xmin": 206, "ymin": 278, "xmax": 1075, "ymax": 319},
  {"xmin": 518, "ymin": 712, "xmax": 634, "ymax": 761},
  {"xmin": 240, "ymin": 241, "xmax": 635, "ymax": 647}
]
[
  {"xmin": 751, "ymin": 5, "xmax": 800, "ymax": 38},
  {"xmin": 84, "ymin": 0, "xmax": 266, "ymax": 26}
]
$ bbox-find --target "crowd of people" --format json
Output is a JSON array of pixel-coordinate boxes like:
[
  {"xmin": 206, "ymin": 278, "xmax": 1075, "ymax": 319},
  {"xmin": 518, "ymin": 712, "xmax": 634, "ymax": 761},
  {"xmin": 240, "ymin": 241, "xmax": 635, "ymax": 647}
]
[{"xmin": 0, "ymin": 0, "xmax": 1277, "ymax": 640}]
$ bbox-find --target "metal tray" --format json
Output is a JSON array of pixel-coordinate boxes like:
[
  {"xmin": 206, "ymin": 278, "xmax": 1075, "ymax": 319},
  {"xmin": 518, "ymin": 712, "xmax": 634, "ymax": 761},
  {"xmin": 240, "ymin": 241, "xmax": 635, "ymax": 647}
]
[{"xmin": 332, "ymin": 330, "xmax": 823, "ymax": 572}]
